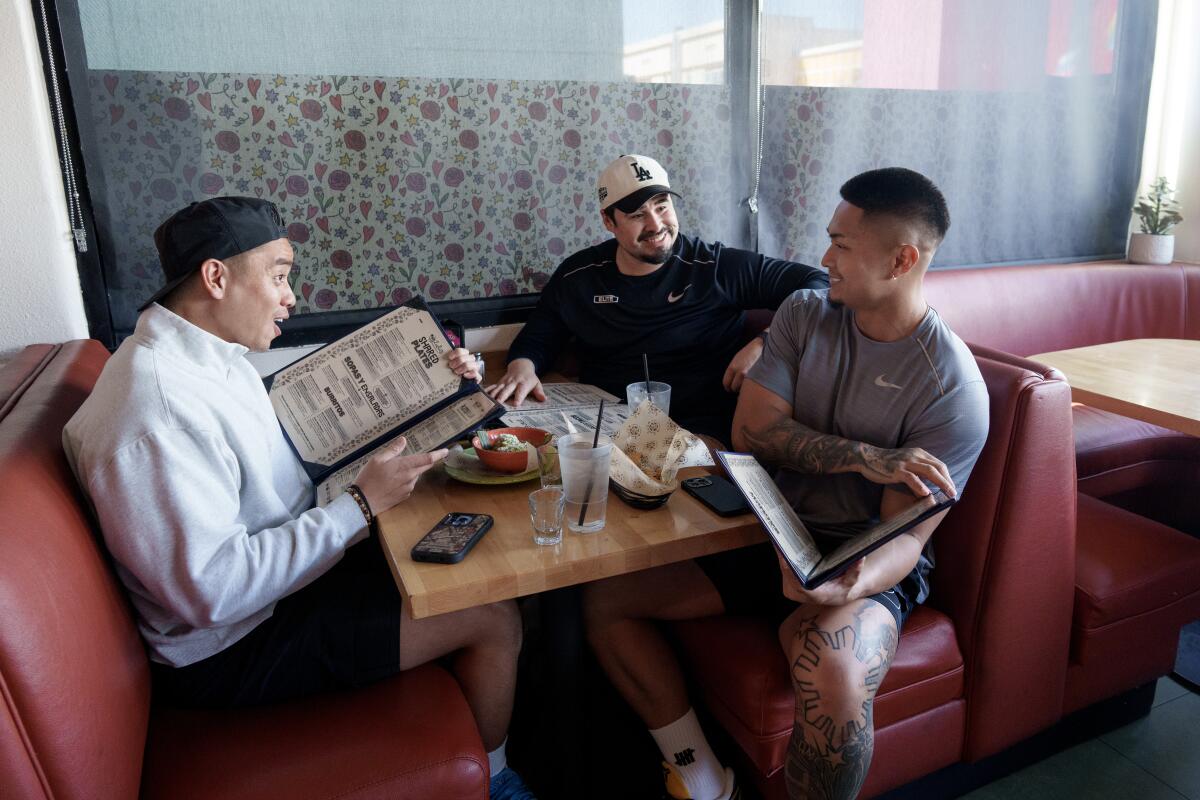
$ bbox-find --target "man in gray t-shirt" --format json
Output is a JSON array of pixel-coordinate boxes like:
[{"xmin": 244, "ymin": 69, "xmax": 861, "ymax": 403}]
[
  {"xmin": 582, "ymin": 168, "xmax": 988, "ymax": 800},
  {"xmin": 750, "ymin": 286, "xmax": 989, "ymax": 605}
]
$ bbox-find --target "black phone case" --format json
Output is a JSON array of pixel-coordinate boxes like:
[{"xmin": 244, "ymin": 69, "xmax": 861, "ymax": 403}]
[
  {"xmin": 681, "ymin": 475, "xmax": 750, "ymax": 517},
  {"xmin": 411, "ymin": 513, "xmax": 494, "ymax": 564}
]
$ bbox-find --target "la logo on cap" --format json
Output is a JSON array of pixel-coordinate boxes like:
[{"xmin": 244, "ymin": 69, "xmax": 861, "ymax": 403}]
[{"xmin": 630, "ymin": 160, "xmax": 654, "ymax": 182}]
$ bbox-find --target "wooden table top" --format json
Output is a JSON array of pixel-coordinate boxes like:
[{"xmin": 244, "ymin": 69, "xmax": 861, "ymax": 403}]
[
  {"xmin": 377, "ymin": 463, "xmax": 764, "ymax": 618},
  {"xmin": 1030, "ymin": 339, "xmax": 1200, "ymax": 436}
]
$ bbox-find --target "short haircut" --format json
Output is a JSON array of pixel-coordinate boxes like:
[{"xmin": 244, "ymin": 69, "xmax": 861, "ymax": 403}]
[
  {"xmin": 839, "ymin": 168, "xmax": 950, "ymax": 245},
  {"xmin": 159, "ymin": 247, "xmax": 261, "ymax": 311}
]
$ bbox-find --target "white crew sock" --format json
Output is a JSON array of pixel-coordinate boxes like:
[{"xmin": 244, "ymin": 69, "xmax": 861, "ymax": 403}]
[
  {"xmin": 487, "ymin": 738, "xmax": 508, "ymax": 779},
  {"xmin": 650, "ymin": 708, "xmax": 726, "ymax": 800}
]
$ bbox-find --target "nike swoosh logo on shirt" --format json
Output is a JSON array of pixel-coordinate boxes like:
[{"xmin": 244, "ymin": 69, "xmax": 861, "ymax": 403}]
[
  {"xmin": 667, "ymin": 284, "xmax": 692, "ymax": 303},
  {"xmin": 874, "ymin": 374, "xmax": 904, "ymax": 390}
]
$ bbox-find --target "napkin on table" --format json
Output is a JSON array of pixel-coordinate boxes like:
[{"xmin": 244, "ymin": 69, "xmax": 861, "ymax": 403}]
[{"xmin": 607, "ymin": 400, "xmax": 714, "ymax": 497}]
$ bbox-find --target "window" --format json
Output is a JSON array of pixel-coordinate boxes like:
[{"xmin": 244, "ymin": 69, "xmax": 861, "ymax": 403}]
[
  {"xmin": 762, "ymin": 0, "xmax": 1119, "ymax": 91},
  {"xmin": 40, "ymin": 1, "xmax": 1157, "ymax": 346},
  {"xmin": 755, "ymin": 0, "xmax": 1152, "ymax": 269},
  {"xmin": 59, "ymin": 0, "xmax": 739, "ymax": 342}
]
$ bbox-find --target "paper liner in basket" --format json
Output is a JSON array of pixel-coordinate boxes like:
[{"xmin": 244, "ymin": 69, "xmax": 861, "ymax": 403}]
[{"xmin": 608, "ymin": 400, "xmax": 715, "ymax": 497}]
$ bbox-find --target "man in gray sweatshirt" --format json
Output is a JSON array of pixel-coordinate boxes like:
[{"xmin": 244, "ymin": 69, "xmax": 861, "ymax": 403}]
[{"xmin": 63, "ymin": 197, "xmax": 535, "ymax": 800}]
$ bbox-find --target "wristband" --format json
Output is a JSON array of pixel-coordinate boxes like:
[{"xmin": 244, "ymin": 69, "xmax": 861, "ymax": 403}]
[{"xmin": 346, "ymin": 484, "xmax": 374, "ymax": 526}]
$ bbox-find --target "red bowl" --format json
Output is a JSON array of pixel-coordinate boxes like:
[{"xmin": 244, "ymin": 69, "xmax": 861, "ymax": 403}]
[{"xmin": 471, "ymin": 427, "xmax": 552, "ymax": 474}]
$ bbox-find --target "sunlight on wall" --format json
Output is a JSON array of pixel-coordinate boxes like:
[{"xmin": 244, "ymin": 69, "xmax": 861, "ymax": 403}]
[
  {"xmin": 1138, "ymin": 0, "xmax": 1198, "ymax": 262},
  {"xmin": 0, "ymin": 0, "xmax": 88, "ymax": 360}
]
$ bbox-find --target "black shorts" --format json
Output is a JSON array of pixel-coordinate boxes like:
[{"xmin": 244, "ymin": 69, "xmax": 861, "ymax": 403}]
[
  {"xmin": 151, "ymin": 537, "xmax": 402, "ymax": 708},
  {"xmin": 695, "ymin": 542, "xmax": 917, "ymax": 631}
]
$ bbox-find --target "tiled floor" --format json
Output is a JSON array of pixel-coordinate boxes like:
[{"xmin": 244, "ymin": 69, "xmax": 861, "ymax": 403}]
[{"xmin": 961, "ymin": 678, "xmax": 1199, "ymax": 800}]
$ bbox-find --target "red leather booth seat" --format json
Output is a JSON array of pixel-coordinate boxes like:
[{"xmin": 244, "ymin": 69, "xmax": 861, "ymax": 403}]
[
  {"xmin": 925, "ymin": 260, "xmax": 1200, "ymax": 532},
  {"xmin": 1066, "ymin": 493, "xmax": 1200, "ymax": 713},
  {"xmin": 924, "ymin": 260, "xmax": 1200, "ymax": 714},
  {"xmin": 0, "ymin": 342, "xmax": 487, "ymax": 800},
  {"xmin": 674, "ymin": 345, "xmax": 1077, "ymax": 799}
]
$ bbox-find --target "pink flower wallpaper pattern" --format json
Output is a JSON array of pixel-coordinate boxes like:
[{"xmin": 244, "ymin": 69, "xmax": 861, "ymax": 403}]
[
  {"xmin": 758, "ymin": 83, "xmax": 1122, "ymax": 268},
  {"xmin": 86, "ymin": 71, "xmax": 734, "ymax": 317}
]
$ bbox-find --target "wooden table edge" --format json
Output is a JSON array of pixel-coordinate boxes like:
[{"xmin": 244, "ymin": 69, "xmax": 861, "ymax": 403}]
[
  {"xmin": 1065, "ymin": 387, "xmax": 1200, "ymax": 438},
  {"xmin": 386, "ymin": 518, "xmax": 766, "ymax": 619},
  {"xmin": 1030, "ymin": 340, "xmax": 1200, "ymax": 438}
]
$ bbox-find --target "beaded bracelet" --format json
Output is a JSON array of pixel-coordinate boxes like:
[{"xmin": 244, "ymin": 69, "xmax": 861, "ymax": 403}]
[{"xmin": 346, "ymin": 484, "xmax": 374, "ymax": 526}]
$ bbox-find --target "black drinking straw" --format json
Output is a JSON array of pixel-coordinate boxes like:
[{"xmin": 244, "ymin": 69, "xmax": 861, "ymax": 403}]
[
  {"xmin": 642, "ymin": 353, "xmax": 651, "ymax": 396},
  {"xmin": 576, "ymin": 400, "xmax": 606, "ymax": 526}
]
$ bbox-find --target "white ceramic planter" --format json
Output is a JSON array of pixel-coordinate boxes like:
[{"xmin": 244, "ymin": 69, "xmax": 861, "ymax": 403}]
[{"xmin": 1127, "ymin": 233, "xmax": 1175, "ymax": 265}]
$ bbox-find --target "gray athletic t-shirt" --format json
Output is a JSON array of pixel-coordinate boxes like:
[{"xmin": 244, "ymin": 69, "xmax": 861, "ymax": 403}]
[{"xmin": 747, "ymin": 289, "xmax": 989, "ymax": 597}]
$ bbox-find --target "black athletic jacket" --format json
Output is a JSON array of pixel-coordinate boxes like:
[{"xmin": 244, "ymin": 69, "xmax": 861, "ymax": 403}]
[{"xmin": 507, "ymin": 235, "xmax": 828, "ymax": 440}]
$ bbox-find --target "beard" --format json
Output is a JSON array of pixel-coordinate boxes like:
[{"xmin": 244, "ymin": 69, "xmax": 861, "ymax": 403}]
[
  {"xmin": 636, "ymin": 228, "xmax": 676, "ymax": 264},
  {"xmin": 641, "ymin": 246, "xmax": 673, "ymax": 264}
]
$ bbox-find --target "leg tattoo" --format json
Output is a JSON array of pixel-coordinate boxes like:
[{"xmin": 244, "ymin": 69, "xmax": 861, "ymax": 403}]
[{"xmin": 784, "ymin": 604, "xmax": 899, "ymax": 800}]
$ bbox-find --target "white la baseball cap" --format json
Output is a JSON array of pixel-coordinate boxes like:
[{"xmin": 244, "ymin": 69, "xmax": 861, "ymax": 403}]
[{"xmin": 597, "ymin": 154, "xmax": 681, "ymax": 214}]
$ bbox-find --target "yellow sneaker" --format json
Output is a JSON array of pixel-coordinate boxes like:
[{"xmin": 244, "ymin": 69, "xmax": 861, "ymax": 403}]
[
  {"xmin": 660, "ymin": 762, "xmax": 740, "ymax": 800},
  {"xmin": 662, "ymin": 760, "xmax": 690, "ymax": 799}
]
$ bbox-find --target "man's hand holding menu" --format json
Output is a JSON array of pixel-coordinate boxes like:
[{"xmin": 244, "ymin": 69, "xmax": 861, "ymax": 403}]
[
  {"xmin": 263, "ymin": 299, "xmax": 503, "ymax": 505},
  {"xmin": 717, "ymin": 452, "xmax": 956, "ymax": 591},
  {"xmin": 775, "ymin": 548, "xmax": 865, "ymax": 606}
]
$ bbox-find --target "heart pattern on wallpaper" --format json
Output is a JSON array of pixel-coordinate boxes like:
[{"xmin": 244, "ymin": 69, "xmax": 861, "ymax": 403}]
[{"xmin": 86, "ymin": 70, "xmax": 732, "ymax": 315}]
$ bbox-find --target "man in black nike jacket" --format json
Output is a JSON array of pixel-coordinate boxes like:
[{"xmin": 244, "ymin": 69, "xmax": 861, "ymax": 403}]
[{"xmin": 485, "ymin": 154, "xmax": 828, "ymax": 443}]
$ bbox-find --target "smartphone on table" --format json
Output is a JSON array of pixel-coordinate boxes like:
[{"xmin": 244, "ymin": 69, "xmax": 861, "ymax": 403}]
[
  {"xmin": 681, "ymin": 475, "xmax": 751, "ymax": 517},
  {"xmin": 411, "ymin": 513, "xmax": 494, "ymax": 563}
]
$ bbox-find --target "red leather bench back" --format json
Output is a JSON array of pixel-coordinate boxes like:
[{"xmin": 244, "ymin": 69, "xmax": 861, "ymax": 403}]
[
  {"xmin": 925, "ymin": 261, "xmax": 1200, "ymax": 356},
  {"xmin": 0, "ymin": 342, "xmax": 150, "ymax": 800},
  {"xmin": 929, "ymin": 344, "xmax": 1077, "ymax": 760}
]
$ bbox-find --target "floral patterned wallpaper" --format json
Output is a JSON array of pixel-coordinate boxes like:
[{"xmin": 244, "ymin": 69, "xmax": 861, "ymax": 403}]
[
  {"xmin": 83, "ymin": 69, "xmax": 1131, "ymax": 335},
  {"xmin": 84, "ymin": 71, "xmax": 735, "ymax": 326},
  {"xmin": 758, "ymin": 83, "xmax": 1126, "ymax": 268}
]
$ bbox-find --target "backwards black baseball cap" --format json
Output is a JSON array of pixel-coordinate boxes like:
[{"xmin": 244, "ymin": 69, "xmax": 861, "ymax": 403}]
[{"xmin": 140, "ymin": 196, "xmax": 287, "ymax": 311}]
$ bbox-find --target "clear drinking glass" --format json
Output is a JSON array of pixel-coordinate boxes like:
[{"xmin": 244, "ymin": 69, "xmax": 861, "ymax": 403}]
[
  {"xmin": 529, "ymin": 486, "xmax": 565, "ymax": 545},
  {"xmin": 625, "ymin": 381, "xmax": 672, "ymax": 416},
  {"xmin": 557, "ymin": 432, "xmax": 613, "ymax": 533},
  {"xmin": 536, "ymin": 442, "xmax": 561, "ymax": 488}
]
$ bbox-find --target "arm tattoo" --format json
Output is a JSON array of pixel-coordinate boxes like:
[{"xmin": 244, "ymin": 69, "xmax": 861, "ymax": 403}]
[
  {"xmin": 742, "ymin": 417, "xmax": 916, "ymax": 483},
  {"xmin": 784, "ymin": 604, "xmax": 899, "ymax": 800},
  {"xmin": 742, "ymin": 418, "xmax": 868, "ymax": 474}
]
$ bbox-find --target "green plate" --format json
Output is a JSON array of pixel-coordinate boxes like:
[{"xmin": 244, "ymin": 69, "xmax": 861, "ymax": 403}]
[{"xmin": 444, "ymin": 448, "xmax": 540, "ymax": 485}]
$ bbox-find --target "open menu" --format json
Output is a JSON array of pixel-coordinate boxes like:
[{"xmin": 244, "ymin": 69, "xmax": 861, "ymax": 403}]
[
  {"xmin": 499, "ymin": 383, "xmax": 627, "ymax": 438},
  {"xmin": 717, "ymin": 452, "xmax": 955, "ymax": 589},
  {"xmin": 504, "ymin": 382, "xmax": 620, "ymax": 412},
  {"xmin": 501, "ymin": 402, "xmax": 631, "ymax": 440},
  {"xmin": 264, "ymin": 297, "xmax": 503, "ymax": 505}
]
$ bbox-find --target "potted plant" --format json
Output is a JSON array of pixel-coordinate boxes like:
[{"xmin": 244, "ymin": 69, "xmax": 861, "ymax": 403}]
[{"xmin": 1128, "ymin": 177, "xmax": 1183, "ymax": 265}]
